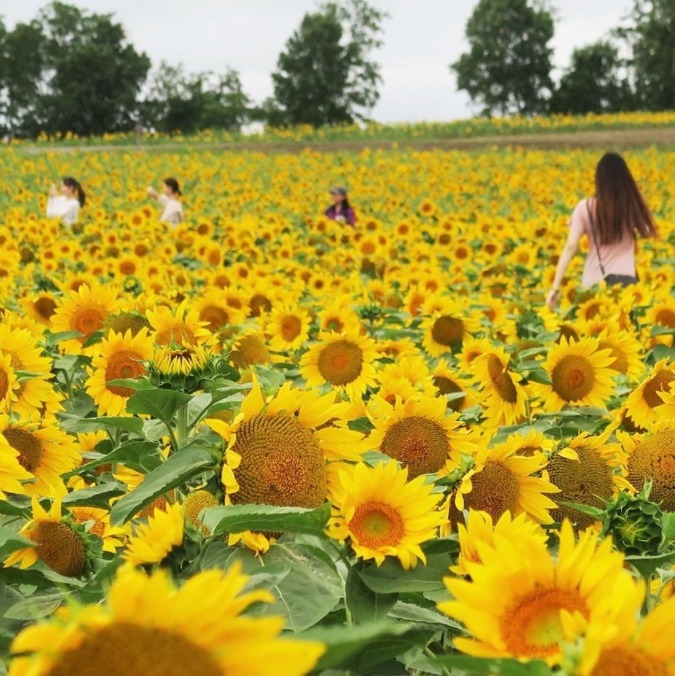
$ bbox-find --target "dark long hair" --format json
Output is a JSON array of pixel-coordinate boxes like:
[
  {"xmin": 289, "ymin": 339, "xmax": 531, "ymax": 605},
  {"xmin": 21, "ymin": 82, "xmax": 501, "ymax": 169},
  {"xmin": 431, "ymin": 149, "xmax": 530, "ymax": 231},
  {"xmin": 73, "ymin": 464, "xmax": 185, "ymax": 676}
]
[
  {"xmin": 594, "ymin": 152, "xmax": 656, "ymax": 245},
  {"xmin": 63, "ymin": 176, "xmax": 86, "ymax": 207},
  {"xmin": 164, "ymin": 177, "xmax": 182, "ymax": 196},
  {"xmin": 327, "ymin": 197, "xmax": 352, "ymax": 213}
]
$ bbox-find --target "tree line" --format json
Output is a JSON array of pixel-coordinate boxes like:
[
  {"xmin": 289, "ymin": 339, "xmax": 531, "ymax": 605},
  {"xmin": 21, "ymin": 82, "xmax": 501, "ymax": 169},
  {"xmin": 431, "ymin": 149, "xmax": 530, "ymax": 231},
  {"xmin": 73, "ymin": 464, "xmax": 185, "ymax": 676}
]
[{"xmin": 0, "ymin": 0, "xmax": 672, "ymax": 138}]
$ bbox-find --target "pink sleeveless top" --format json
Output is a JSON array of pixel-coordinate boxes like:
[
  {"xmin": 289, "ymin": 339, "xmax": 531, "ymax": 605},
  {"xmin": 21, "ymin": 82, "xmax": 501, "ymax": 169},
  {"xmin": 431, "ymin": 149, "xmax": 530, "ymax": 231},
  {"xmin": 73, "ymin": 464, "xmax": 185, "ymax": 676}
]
[{"xmin": 569, "ymin": 198, "xmax": 636, "ymax": 288}]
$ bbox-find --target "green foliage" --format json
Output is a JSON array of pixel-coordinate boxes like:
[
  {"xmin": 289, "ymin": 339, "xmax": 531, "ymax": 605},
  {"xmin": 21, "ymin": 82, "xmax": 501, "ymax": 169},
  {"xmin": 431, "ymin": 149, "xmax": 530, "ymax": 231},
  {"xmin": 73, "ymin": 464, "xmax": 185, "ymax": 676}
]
[
  {"xmin": 269, "ymin": 0, "xmax": 387, "ymax": 126},
  {"xmin": 451, "ymin": 0, "xmax": 555, "ymax": 116},
  {"xmin": 552, "ymin": 41, "xmax": 633, "ymax": 114},
  {"xmin": 141, "ymin": 63, "xmax": 251, "ymax": 134},
  {"xmin": 628, "ymin": 0, "xmax": 675, "ymax": 110}
]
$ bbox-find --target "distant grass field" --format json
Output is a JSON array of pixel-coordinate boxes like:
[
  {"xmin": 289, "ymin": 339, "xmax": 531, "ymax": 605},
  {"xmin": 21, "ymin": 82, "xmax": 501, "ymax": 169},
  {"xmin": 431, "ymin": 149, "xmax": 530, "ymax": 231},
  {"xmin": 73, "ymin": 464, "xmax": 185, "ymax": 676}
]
[{"xmin": 11, "ymin": 110, "xmax": 675, "ymax": 150}]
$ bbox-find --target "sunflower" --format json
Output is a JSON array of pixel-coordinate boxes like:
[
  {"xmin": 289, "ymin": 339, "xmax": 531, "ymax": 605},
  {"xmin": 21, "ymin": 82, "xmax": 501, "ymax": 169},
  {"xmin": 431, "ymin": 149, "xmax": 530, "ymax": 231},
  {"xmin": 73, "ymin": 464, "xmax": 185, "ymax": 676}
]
[
  {"xmin": 229, "ymin": 331, "xmax": 272, "ymax": 369},
  {"xmin": 21, "ymin": 291, "xmax": 59, "ymax": 326},
  {"xmin": 548, "ymin": 431, "xmax": 631, "ymax": 529},
  {"xmin": 9, "ymin": 563, "xmax": 324, "ymax": 676},
  {"xmin": 152, "ymin": 343, "xmax": 209, "ymax": 375},
  {"xmin": 536, "ymin": 337, "xmax": 617, "ymax": 412},
  {"xmin": 456, "ymin": 336, "xmax": 495, "ymax": 375},
  {"xmin": 499, "ymin": 429, "xmax": 556, "ymax": 458},
  {"xmin": 317, "ymin": 299, "xmax": 362, "ymax": 334},
  {"xmin": 262, "ymin": 303, "xmax": 312, "ymax": 352},
  {"xmin": 0, "ymin": 415, "xmax": 80, "ymax": 498},
  {"xmin": 367, "ymin": 394, "xmax": 480, "ymax": 479},
  {"xmin": 421, "ymin": 300, "xmax": 479, "ymax": 356},
  {"xmin": 578, "ymin": 594, "xmax": 675, "ymax": 676},
  {"xmin": 183, "ymin": 489, "xmax": 220, "ymax": 529},
  {"xmin": 51, "ymin": 283, "xmax": 122, "ymax": 352},
  {"xmin": 620, "ymin": 421, "xmax": 675, "ymax": 511},
  {"xmin": 103, "ymin": 310, "xmax": 151, "ymax": 337},
  {"xmin": 595, "ymin": 327, "xmax": 643, "ymax": 381},
  {"xmin": 0, "ymin": 324, "xmax": 62, "ymax": 418},
  {"xmin": 0, "ymin": 352, "xmax": 19, "ymax": 411},
  {"xmin": 452, "ymin": 441, "xmax": 559, "ymax": 525},
  {"xmin": 4, "ymin": 498, "xmax": 87, "ymax": 577},
  {"xmin": 439, "ymin": 521, "xmax": 642, "ymax": 665},
  {"xmin": 0, "ymin": 435, "xmax": 31, "ymax": 499},
  {"xmin": 327, "ymin": 461, "xmax": 446, "ymax": 569},
  {"xmin": 451, "ymin": 509, "xmax": 547, "ymax": 576},
  {"xmin": 471, "ymin": 346, "xmax": 528, "ymax": 426},
  {"xmin": 68, "ymin": 506, "xmax": 128, "ymax": 553},
  {"xmin": 623, "ymin": 359, "xmax": 675, "ymax": 429},
  {"xmin": 301, "ymin": 331, "xmax": 379, "ymax": 399},
  {"xmin": 124, "ymin": 503, "xmax": 185, "ymax": 567},
  {"xmin": 193, "ymin": 290, "xmax": 248, "ymax": 333},
  {"xmin": 206, "ymin": 378, "xmax": 364, "ymax": 552},
  {"xmin": 147, "ymin": 300, "xmax": 212, "ymax": 348},
  {"xmin": 85, "ymin": 329, "xmax": 153, "ymax": 416}
]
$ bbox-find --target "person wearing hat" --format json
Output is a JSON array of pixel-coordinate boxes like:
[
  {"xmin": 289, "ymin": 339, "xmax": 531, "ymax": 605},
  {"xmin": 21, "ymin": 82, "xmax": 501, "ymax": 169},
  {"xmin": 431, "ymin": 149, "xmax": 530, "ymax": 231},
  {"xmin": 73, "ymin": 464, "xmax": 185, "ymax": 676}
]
[{"xmin": 325, "ymin": 186, "xmax": 356, "ymax": 227}]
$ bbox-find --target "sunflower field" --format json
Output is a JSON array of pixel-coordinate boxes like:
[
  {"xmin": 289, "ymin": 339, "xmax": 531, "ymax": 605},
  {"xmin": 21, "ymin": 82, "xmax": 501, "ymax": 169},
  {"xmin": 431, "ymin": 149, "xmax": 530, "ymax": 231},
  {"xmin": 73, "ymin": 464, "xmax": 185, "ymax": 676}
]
[{"xmin": 0, "ymin": 143, "xmax": 675, "ymax": 675}]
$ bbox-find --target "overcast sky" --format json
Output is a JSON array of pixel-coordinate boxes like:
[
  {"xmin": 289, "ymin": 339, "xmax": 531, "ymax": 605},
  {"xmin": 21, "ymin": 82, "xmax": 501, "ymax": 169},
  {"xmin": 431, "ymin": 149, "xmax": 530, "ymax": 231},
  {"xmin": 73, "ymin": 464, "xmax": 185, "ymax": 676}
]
[{"xmin": 2, "ymin": 0, "xmax": 631, "ymax": 122}]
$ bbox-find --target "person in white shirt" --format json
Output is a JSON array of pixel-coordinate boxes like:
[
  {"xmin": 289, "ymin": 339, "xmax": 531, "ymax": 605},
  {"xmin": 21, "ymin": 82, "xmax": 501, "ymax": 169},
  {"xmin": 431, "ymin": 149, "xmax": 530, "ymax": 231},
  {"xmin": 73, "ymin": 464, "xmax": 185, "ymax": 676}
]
[
  {"xmin": 147, "ymin": 177, "xmax": 184, "ymax": 226},
  {"xmin": 46, "ymin": 176, "xmax": 85, "ymax": 225}
]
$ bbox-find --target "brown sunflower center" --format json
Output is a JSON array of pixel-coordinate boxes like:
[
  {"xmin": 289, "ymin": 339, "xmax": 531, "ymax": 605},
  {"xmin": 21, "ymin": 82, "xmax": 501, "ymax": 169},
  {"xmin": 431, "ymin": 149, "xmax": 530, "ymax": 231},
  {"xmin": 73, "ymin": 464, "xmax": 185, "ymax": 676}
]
[
  {"xmin": 655, "ymin": 309, "xmax": 675, "ymax": 329},
  {"xmin": 431, "ymin": 316, "xmax": 464, "ymax": 348},
  {"xmin": 71, "ymin": 511, "xmax": 105, "ymax": 538},
  {"xmin": 317, "ymin": 340, "xmax": 364, "ymax": 386},
  {"xmin": 551, "ymin": 355, "xmax": 595, "ymax": 402},
  {"xmin": 486, "ymin": 355, "xmax": 518, "ymax": 403},
  {"xmin": 199, "ymin": 306, "xmax": 229, "ymax": 331},
  {"xmin": 44, "ymin": 622, "xmax": 222, "ymax": 676},
  {"xmin": 34, "ymin": 296, "xmax": 57, "ymax": 321},
  {"xmin": 72, "ymin": 307, "xmax": 106, "ymax": 339},
  {"xmin": 501, "ymin": 587, "xmax": 588, "ymax": 659},
  {"xmin": 2, "ymin": 427, "xmax": 42, "ymax": 473},
  {"xmin": 548, "ymin": 446, "xmax": 613, "ymax": 529},
  {"xmin": 105, "ymin": 313, "xmax": 151, "ymax": 337},
  {"xmin": 230, "ymin": 414, "xmax": 326, "ymax": 508},
  {"xmin": 0, "ymin": 367, "xmax": 10, "ymax": 401},
  {"xmin": 433, "ymin": 376, "xmax": 465, "ymax": 412},
  {"xmin": 280, "ymin": 316, "xmax": 302, "ymax": 342},
  {"xmin": 27, "ymin": 521, "xmax": 86, "ymax": 578},
  {"xmin": 250, "ymin": 294, "xmax": 272, "ymax": 317},
  {"xmin": 641, "ymin": 369, "xmax": 675, "ymax": 409},
  {"xmin": 380, "ymin": 416, "xmax": 449, "ymax": 478},
  {"xmin": 626, "ymin": 430, "xmax": 675, "ymax": 511},
  {"xmin": 349, "ymin": 501, "xmax": 405, "ymax": 549},
  {"xmin": 183, "ymin": 490, "xmax": 219, "ymax": 528},
  {"xmin": 590, "ymin": 645, "xmax": 668, "ymax": 676},
  {"xmin": 155, "ymin": 325, "xmax": 194, "ymax": 347},
  {"xmin": 460, "ymin": 461, "xmax": 520, "ymax": 522},
  {"xmin": 105, "ymin": 350, "xmax": 147, "ymax": 398},
  {"xmin": 230, "ymin": 335, "xmax": 270, "ymax": 369}
]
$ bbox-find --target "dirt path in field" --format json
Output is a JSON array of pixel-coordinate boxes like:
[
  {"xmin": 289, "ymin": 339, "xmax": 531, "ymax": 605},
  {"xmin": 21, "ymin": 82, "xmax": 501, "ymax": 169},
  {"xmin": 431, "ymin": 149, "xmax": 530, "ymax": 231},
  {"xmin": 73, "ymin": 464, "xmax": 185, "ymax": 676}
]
[{"xmin": 13, "ymin": 126, "xmax": 675, "ymax": 155}]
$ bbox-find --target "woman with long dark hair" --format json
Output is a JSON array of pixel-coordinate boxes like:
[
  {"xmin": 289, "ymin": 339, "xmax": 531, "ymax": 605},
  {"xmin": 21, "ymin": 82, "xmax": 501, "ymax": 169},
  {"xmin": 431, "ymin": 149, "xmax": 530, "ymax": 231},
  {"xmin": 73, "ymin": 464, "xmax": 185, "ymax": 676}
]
[
  {"xmin": 325, "ymin": 186, "xmax": 356, "ymax": 227},
  {"xmin": 546, "ymin": 152, "xmax": 657, "ymax": 309},
  {"xmin": 147, "ymin": 177, "xmax": 184, "ymax": 226},
  {"xmin": 46, "ymin": 176, "xmax": 86, "ymax": 225}
]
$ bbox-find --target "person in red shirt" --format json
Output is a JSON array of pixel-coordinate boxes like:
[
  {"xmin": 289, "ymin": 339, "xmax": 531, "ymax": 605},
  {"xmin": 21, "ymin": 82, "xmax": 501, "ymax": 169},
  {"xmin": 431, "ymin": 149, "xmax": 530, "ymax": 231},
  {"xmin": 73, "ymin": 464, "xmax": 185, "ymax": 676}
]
[{"xmin": 325, "ymin": 186, "xmax": 356, "ymax": 227}]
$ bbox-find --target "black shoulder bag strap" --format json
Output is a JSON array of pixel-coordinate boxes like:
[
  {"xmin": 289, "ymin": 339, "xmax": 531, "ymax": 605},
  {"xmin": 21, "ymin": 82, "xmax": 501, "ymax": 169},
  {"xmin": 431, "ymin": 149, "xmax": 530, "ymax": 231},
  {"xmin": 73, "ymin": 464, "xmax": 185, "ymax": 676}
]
[{"xmin": 586, "ymin": 200, "xmax": 606, "ymax": 278}]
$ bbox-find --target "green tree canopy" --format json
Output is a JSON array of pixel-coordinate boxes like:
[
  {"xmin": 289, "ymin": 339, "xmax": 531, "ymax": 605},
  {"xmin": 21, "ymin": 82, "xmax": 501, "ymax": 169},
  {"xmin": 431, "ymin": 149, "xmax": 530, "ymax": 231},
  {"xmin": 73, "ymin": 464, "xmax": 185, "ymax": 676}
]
[
  {"xmin": 141, "ymin": 63, "xmax": 251, "ymax": 134},
  {"xmin": 451, "ymin": 0, "xmax": 555, "ymax": 116},
  {"xmin": 269, "ymin": 0, "xmax": 387, "ymax": 126},
  {"xmin": 552, "ymin": 41, "xmax": 632, "ymax": 114},
  {"xmin": 628, "ymin": 0, "xmax": 675, "ymax": 110}
]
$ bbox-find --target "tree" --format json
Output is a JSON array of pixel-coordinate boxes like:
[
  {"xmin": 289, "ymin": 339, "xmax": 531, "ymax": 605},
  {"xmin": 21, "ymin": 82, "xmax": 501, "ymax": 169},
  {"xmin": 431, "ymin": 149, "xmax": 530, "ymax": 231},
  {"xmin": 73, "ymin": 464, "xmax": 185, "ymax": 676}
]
[
  {"xmin": 32, "ymin": 2, "xmax": 150, "ymax": 136},
  {"xmin": 628, "ymin": 0, "xmax": 675, "ymax": 110},
  {"xmin": 141, "ymin": 63, "xmax": 251, "ymax": 133},
  {"xmin": 451, "ymin": 0, "xmax": 555, "ymax": 116},
  {"xmin": 551, "ymin": 41, "xmax": 633, "ymax": 114},
  {"xmin": 269, "ymin": 0, "xmax": 386, "ymax": 126}
]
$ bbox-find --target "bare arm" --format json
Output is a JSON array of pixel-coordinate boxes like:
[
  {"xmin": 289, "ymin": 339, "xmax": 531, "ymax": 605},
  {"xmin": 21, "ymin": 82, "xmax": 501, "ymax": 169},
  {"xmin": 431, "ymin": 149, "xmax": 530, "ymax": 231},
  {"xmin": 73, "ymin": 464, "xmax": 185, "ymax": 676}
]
[{"xmin": 546, "ymin": 225, "xmax": 583, "ymax": 309}]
